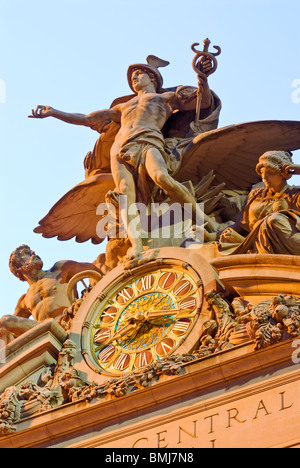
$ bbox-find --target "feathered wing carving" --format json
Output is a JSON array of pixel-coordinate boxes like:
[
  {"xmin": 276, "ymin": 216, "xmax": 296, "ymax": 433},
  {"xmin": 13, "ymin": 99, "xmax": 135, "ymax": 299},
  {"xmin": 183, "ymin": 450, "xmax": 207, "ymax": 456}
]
[
  {"xmin": 34, "ymin": 174, "xmax": 115, "ymax": 244},
  {"xmin": 175, "ymin": 120, "xmax": 300, "ymax": 190}
]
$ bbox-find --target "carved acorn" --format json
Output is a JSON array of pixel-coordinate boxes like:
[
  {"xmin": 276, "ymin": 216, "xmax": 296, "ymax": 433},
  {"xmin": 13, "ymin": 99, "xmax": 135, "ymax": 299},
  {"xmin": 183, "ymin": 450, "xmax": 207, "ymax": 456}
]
[
  {"xmin": 272, "ymin": 295, "xmax": 284, "ymax": 306},
  {"xmin": 272, "ymin": 304, "xmax": 289, "ymax": 322},
  {"xmin": 284, "ymin": 295, "xmax": 297, "ymax": 307}
]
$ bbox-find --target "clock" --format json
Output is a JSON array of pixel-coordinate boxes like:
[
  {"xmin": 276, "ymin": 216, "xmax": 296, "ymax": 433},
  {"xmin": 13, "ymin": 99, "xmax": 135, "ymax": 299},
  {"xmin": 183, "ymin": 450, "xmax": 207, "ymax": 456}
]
[{"xmin": 77, "ymin": 248, "xmax": 215, "ymax": 378}]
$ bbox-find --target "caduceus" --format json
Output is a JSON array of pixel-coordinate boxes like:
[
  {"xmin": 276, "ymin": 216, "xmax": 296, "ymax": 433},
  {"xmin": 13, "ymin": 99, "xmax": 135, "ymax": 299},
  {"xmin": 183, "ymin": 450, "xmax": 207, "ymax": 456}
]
[{"xmin": 191, "ymin": 38, "xmax": 221, "ymax": 123}]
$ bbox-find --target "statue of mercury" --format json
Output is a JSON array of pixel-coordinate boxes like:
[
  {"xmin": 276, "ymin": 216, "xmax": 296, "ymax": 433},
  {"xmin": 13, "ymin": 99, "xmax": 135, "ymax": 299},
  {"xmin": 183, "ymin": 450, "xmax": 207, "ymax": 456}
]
[{"xmin": 29, "ymin": 56, "xmax": 216, "ymax": 266}]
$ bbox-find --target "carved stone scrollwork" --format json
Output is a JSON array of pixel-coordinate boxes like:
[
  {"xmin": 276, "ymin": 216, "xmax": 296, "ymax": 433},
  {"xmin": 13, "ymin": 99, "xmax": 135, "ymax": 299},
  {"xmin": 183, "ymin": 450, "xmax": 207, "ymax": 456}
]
[
  {"xmin": 196, "ymin": 291, "xmax": 250, "ymax": 357},
  {"xmin": 57, "ymin": 291, "xmax": 90, "ymax": 334},
  {"xmin": 247, "ymin": 295, "xmax": 300, "ymax": 350},
  {"xmin": 0, "ymin": 339, "xmax": 86, "ymax": 435},
  {"xmin": 196, "ymin": 291, "xmax": 300, "ymax": 356},
  {"xmin": 69, "ymin": 354, "xmax": 196, "ymax": 403},
  {"xmin": 0, "ymin": 387, "xmax": 20, "ymax": 435}
]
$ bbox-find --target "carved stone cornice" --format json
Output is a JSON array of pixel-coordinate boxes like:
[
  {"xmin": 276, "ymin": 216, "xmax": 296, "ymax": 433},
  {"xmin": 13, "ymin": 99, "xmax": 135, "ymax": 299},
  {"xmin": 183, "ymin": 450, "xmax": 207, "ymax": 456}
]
[
  {"xmin": 0, "ymin": 320, "xmax": 67, "ymax": 394},
  {"xmin": 0, "ymin": 338, "xmax": 298, "ymax": 448},
  {"xmin": 211, "ymin": 254, "xmax": 300, "ymax": 301}
]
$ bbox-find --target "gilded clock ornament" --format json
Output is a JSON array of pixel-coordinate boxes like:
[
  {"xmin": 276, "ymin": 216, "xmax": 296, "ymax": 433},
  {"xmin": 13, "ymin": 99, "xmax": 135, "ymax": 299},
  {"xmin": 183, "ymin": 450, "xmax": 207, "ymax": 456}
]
[{"xmin": 80, "ymin": 256, "xmax": 205, "ymax": 377}]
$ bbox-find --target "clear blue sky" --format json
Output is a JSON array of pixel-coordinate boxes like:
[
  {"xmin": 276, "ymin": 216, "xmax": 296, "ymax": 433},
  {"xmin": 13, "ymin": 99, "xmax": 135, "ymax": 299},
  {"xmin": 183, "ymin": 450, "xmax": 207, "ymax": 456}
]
[{"xmin": 0, "ymin": 0, "xmax": 300, "ymax": 314}]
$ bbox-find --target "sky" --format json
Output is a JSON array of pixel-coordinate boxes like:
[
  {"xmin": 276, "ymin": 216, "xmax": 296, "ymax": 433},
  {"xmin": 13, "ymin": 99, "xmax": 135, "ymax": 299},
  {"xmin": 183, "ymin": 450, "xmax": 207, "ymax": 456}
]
[{"xmin": 0, "ymin": 0, "xmax": 300, "ymax": 315}]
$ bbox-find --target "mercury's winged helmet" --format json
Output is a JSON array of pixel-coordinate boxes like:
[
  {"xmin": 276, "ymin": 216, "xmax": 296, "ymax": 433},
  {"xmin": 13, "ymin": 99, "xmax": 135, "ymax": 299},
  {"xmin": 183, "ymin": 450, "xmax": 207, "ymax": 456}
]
[{"xmin": 127, "ymin": 55, "xmax": 170, "ymax": 93}]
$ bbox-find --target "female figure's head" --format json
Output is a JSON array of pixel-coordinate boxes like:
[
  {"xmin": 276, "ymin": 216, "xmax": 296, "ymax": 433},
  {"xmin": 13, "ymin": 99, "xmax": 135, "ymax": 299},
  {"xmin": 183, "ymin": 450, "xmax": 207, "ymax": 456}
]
[{"xmin": 256, "ymin": 151, "xmax": 293, "ymax": 191}]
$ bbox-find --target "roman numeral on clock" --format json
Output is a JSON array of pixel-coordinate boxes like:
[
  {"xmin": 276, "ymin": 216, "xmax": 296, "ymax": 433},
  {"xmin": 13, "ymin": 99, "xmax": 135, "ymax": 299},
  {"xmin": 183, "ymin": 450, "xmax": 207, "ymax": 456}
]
[
  {"xmin": 172, "ymin": 319, "xmax": 191, "ymax": 336},
  {"xmin": 117, "ymin": 287, "xmax": 134, "ymax": 304},
  {"xmin": 179, "ymin": 297, "xmax": 197, "ymax": 311},
  {"xmin": 137, "ymin": 274, "xmax": 155, "ymax": 292},
  {"xmin": 158, "ymin": 272, "xmax": 176, "ymax": 290},
  {"xmin": 113, "ymin": 353, "xmax": 131, "ymax": 371},
  {"xmin": 94, "ymin": 328, "xmax": 111, "ymax": 344},
  {"xmin": 101, "ymin": 306, "xmax": 118, "ymax": 324},
  {"xmin": 156, "ymin": 338, "xmax": 175, "ymax": 356},
  {"xmin": 173, "ymin": 280, "xmax": 192, "ymax": 297},
  {"xmin": 98, "ymin": 345, "xmax": 116, "ymax": 362},
  {"xmin": 134, "ymin": 350, "xmax": 153, "ymax": 368}
]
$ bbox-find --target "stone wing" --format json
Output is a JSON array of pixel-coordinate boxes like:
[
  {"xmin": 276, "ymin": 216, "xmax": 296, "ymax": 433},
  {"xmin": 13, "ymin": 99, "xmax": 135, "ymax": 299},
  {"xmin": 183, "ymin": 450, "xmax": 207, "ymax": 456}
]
[
  {"xmin": 34, "ymin": 173, "xmax": 115, "ymax": 244},
  {"xmin": 175, "ymin": 120, "xmax": 300, "ymax": 190}
]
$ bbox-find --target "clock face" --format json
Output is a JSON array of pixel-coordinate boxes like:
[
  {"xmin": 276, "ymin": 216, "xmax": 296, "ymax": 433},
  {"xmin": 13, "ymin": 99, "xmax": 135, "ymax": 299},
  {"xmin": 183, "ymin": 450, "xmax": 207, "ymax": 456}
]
[{"xmin": 84, "ymin": 261, "xmax": 203, "ymax": 377}]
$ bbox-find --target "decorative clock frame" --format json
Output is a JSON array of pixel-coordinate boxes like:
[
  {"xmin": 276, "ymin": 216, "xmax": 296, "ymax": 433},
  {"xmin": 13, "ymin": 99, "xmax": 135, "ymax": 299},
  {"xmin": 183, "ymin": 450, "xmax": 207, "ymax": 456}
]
[{"xmin": 69, "ymin": 247, "xmax": 217, "ymax": 384}]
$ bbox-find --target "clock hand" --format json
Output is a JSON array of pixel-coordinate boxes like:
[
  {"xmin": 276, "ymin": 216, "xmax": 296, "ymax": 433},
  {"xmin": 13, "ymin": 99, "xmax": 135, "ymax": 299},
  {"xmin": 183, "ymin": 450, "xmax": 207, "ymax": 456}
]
[
  {"xmin": 105, "ymin": 322, "xmax": 142, "ymax": 345},
  {"xmin": 146, "ymin": 308, "xmax": 195, "ymax": 320},
  {"xmin": 104, "ymin": 308, "xmax": 196, "ymax": 346}
]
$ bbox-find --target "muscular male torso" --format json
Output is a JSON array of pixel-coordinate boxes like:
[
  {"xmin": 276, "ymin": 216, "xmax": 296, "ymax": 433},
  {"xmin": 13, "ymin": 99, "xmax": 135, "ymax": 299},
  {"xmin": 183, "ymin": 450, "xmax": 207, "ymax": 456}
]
[
  {"xmin": 112, "ymin": 92, "xmax": 175, "ymax": 152},
  {"xmin": 21, "ymin": 262, "xmax": 71, "ymax": 322}
]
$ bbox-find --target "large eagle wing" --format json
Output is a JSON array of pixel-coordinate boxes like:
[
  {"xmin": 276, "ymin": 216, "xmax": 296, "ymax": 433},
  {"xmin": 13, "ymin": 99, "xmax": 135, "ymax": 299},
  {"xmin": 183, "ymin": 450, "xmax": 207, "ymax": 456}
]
[
  {"xmin": 34, "ymin": 173, "xmax": 115, "ymax": 244},
  {"xmin": 175, "ymin": 120, "xmax": 300, "ymax": 190}
]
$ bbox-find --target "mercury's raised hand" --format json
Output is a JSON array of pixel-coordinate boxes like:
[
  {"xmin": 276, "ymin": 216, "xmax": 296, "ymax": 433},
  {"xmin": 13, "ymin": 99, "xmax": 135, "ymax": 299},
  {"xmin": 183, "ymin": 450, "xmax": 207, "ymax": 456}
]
[
  {"xmin": 29, "ymin": 105, "xmax": 54, "ymax": 118},
  {"xmin": 198, "ymin": 58, "xmax": 213, "ymax": 76}
]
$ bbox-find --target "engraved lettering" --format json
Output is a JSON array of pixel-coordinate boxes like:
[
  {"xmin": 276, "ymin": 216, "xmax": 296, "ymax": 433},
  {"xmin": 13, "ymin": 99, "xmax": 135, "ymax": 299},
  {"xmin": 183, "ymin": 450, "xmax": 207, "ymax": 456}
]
[
  {"xmin": 226, "ymin": 408, "xmax": 247, "ymax": 428},
  {"xmin": 253, "ymin": 400, "xmax": 271, "ymax": 419},
  {"xmin": 204, "ymin": 413, "xmax": 219, "ymax": 434},
  {"xmin": 178, "ymin": 420, "xmax": 197, "ymax": 444},
  {"xmin": 132, "ymin": 437, "xmax": 149, "ymax": 448},
  {"xmin": 279, "ymin": 391, "xmax": 293, "ymax": 411},
  {"xmin": 157, "ymin": 430, "xmax": 168, "ymax": 448}
]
